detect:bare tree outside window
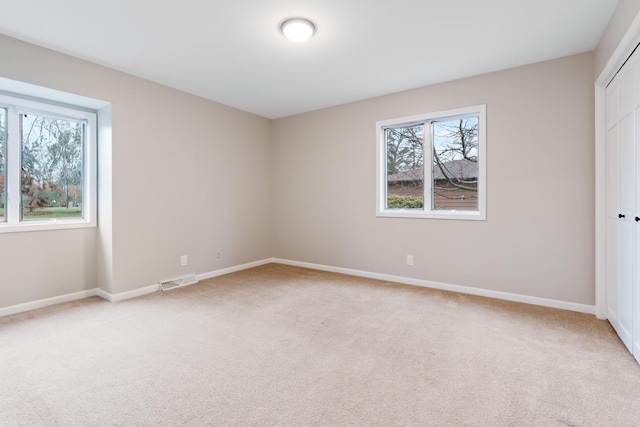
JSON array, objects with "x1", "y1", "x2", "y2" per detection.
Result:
[
  {"x1": 377, "y1": 105, "x2": 485, "y2": 220},
  {"x1": 432, "y1": 116, "x2": 479, "y2": 211},
  {"x1": 0, "y1": 92, "x2": 96, "y2": 232},
  {"x1": 385, "y1": 124, "x2": 424, "y2": 209},
  {"x1": 382, "y1": 113, "x2": 481, "y2": 212},
  {"x1": 20, "y1": 114, "x2": 83, "y2": 220}
]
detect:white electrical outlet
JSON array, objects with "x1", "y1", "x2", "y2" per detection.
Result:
[
  {"x1": 180, "y1": 255, "x2": 188, "y2": 266},
  {"x1": 216, "y1": 249, "x2": 221, "y2": 258},
  {"x1": 406, "y1": 255, "x2": 414, "y2": 266}
]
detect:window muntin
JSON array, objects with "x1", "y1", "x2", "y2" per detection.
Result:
[
  {"x1": 0, "y1": 94, "x2": 96, "y2": 233},
  {"x1": 0, "y1": 108, "x2": 6, "y2": 222},
  {"x1": 377, "y1": 105, "x2": 486, "y2": 220}
]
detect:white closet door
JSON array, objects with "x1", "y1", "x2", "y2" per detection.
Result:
[
  {"x1": 634, "y1": 50, "x2": 640, "y2": 361},
  {"x1": 606, "y1": 49, "x2": 637, "y2": 354},
  {"x1": 619, "y1": 99, "x2": 634, "y2": 352},
  {"x1": 606, "y1": 81, "x2": 620, "y2": 332}
]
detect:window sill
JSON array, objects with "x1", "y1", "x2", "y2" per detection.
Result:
[
  {"x1": 376, "y1": 210, "x2": 486, "y2": 221},
  {"x1": 0, "y1": 219, "x2": 96, "y2": 234}
]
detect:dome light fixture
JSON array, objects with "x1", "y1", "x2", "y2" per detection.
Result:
[{"x1": 280, "y1": 18, "x2": 316, "y2": 43}]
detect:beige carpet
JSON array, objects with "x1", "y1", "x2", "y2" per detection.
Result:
[{"x1": 1, "y1": 264, "x2": 640, "y2": 426}]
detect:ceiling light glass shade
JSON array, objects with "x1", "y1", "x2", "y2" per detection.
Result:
[{"x1": 280, "y1": 18, "x2": 316, "y2": 43}]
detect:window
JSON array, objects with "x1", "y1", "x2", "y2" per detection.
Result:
[
  {"x1": 0, "y1": 93, "x2": 97, "y2": 233},
  {"x1": 376, "y1": 105, "x2": 486, "y2": 220}
]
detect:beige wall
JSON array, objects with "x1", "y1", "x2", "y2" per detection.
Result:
[
  {"x1": 0, "y1": 34, "x2": 272, "y2": 307},
  {"x1": 0, "y1": 35, "x2": 602, "y2": 310},
  {"x1": 595, "y1": 0, "x2": 640, "y2": 77},
  {"x1": 272, "y1": 52, "x2": 595, "y2": 305}
]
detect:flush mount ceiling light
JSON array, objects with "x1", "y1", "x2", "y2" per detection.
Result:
[{"x1": 280, "y1": 18, "x2": 316, "y2": 43}]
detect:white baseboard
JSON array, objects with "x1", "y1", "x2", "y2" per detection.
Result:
[
  {"x1": 1, "y1": 257, "x2": 595, "y2": 317},
  {"x1": 96, "y1": 284, "x2": 160, "y2": 302},
  {"x1": 0, "y1": 289, "x2": 99, "y2": 317},
  {"x1": 272, "y1": 258, "x2": 596, "y2": 315},
  {"x1": 0, "y1": 259, "x2": 274, "y2": 316},
  {"x1": 197, "y1": 258, "x2": 273, "y2": 281},
  {"x1": 97, "y1": 259, "x2": 273, "y2": 302}
]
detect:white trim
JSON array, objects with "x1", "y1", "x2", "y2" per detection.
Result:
[
  {"x1": 376, "y1": 104, "x2": 486, "y2": 221},
  {"x1": 595, "y1": 11, "x2": 640, "y2": 320},
  {"x1": 0, "y1": 288, "x2": 98, "y2": 317},
  {"x1": 595, "y1": 85, "x2": 608, "y2": 320},
  {"x1": 96, "y1": 284, "x2": 160, "y2": 303},
  {"x1": 596, "y1": 13, "x2": 640, "y2": 88},
  {"x1": 0, "y1": 259, "x2": 275, "y2": 316},
  {"x1": 273, "y1": 258, "x2": 595, "y2": 315},
  {"x1": 197, "y1": 258, "x2": 273, "y2": 281},
  {"x1": 0, "y1": 92, "x2": 98, "y2": 233},
  {"x1": 1, "y1": 258, "x2": 594, "y2": 317},
  {"x1": 97, "y1": 259, "x2": 274, "y2": 302},
  {"x1": 97, "y1": 259, "x2": 275, "y2": 301},
  {"x1": 5, "y1": 108, "x2": 21, "y2": 222}
]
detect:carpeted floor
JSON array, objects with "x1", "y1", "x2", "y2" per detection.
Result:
[{"x1": 1, "y1": 263, "x2": 640, "y2": 426}]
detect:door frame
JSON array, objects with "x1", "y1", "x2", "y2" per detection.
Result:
[{"x1": 596, "y1": 13, "x2": 640, "y2": 319}]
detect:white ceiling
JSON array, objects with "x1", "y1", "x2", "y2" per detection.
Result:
[{"x1": 0, "y1": 0, "x2": 619, "y2": 119}]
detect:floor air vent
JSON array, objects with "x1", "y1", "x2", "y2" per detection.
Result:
[{"x1": 160, "y1": 274, "x2": 198, "y2": 291}]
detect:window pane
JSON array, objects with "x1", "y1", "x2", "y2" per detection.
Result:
[
  {"x1": 385, "y1": 124, "x2": 424, "y2": 209},
  {"x1": 432, "y1": 116, "x2": 479, "y2": 211},
  {"x1": 0, "y1": 108, "x2": 6, "y2": 222},
  {"x1": 20, "y1": 114, "x2": 83, "y2": 221}
]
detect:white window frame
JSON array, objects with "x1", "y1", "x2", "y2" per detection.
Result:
[
  {"x1": 0, "y1": 93, "x2": 97, "y2": 233},
  {"x1": 376, "y1": 104, "x2": 486, "y2": 220}
]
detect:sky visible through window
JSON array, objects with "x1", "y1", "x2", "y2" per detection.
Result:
[
  {"x1": 20, "y1": 113, "x2": 83, "y2": 220},
  {"x1": 385, "y1": 115, "x2": 479, "y2": 211}
]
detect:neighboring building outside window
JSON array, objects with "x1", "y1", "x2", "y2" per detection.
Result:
[
  {"x1": 0, "y1": 93, "x2": 97, "y2": 233},
  {"x1": 376, "y1": 105, "x2": 486, "y2": 220}
]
